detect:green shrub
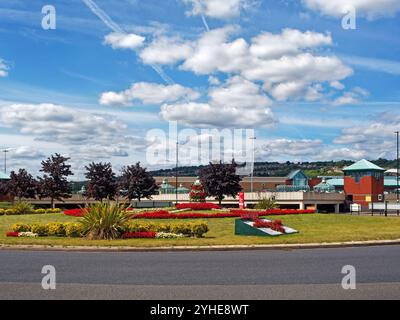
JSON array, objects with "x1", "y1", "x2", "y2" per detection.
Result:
[
  {"x1": 126, "y1": 221, "x2": 209, "y2": 237},
  {"x1": 12, "y1": 202, "x2": 34, "y2": 215},
  {"x1": 47, "y1": 208, "x2": 62, "y2": 214},
  {"x1": 5, "y1": 209, "x2": 17, "y2": 215},
  {"x1": 171, "y1": 223, "x2": 192, "y2": 236},
  {"x1": 127, "y1": 222, "x2": 154, "y2": 233},
  {"x1": 30, "y1": 224, "x2": 49, "y2": 236},
  {"x1": 34, "y1": 209, "x2": 46, "y2": 214},
  {"x1": 47, "y1": 223, "x2": 66, "y2": 237},
  {"x1": 157, "y1": 223, "x2": 172, "y2": 233},
  {"x1": 0, "y1": 209, "x2": 5, "y2": 216},
  {"x1": 255, "y1": 197, "x2": 278, "y2": 210},
  {"x1": 190, "y1": 222, "x2": 209, "y2": 238},
  {"x1": 65, "y1": 223, "x2": 83, "y2": 238},
  {"x1": 81, "y1": 203, "x2": 131, "y2": 240},
  {"x1": 12, "y1": 223, "x2": 31, "y2": 232}
]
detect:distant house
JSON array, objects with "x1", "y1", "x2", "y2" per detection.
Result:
[
  {"x1": 276, "y1": 170, "x2": 310, "y2": 192},
  {"x1": 286, "y1": 170, "x2": 309, "y2": 187}
]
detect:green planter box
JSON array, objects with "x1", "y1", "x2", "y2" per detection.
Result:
[{"x1": 235, "y1": 219, "x2": 272, "y2": 237}]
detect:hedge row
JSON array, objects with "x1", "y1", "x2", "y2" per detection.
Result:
[
  {"x1": 12, "y1": 222, "x2": 83, "y2": 237},
  {"x1": 126, "y1": 221, "x2": 209, "y2": 238},
  {"x1": 0, "y1": 208, "x2": 62, "y2": 216},
  {"x1": 11, "y1": 221, "x2": 209, "y2": 238}
]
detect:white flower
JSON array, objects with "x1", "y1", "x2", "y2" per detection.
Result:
[
  {"x1": 18, "y1": 232, "x2": 39, "y2": 238},
  {"x1": 155, "y1": 232, "x2": 185, "y2": 239}
]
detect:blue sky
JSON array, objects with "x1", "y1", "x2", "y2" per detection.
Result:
[{"x1": 0, "y1": 0, "x2": 399, "y2": 178}]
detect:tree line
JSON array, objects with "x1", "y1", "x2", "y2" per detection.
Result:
[{"x1": 0, "y1": 154, "x2": 243, "y2": 206}]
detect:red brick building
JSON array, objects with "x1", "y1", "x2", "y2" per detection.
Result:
[{"x1": 343, "y1": 159, "x2": 385, "y2": 208}]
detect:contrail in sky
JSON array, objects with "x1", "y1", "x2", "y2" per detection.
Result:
[
  {"x1": 82, "y1": 0, "x2": 123, "y2": 33},
  {"x1": 201, "y1": 15, "x2": 210, "y2": 32},
  {"x1": 81, "y1": 0, "x2": 175, "y2": 87}
]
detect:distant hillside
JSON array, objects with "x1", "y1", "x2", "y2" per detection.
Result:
[{"x1": 150, "y1": 159, "x2": 397, "y2": 178}]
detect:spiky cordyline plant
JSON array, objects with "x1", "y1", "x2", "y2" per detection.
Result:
[{"x1": 80, "y1": 202, "x2": 131, "y2": 240}]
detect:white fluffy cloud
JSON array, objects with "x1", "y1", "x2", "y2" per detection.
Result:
[
  {"x1": 104, "y1": 32, "x2": 145, "y2": 50},
  {"x1": 140, "y1": 36, "x2": 193, "y2": 65},
  {"x1": 181, "y1": 25, "x2": 248, "y2": 74},
  {"x1": 318, "y1": 147, "x2": 367, "y2": 160},
  {"x1": 257, "y1": 138, "x2": 369, "y2": 161},
  {"x1": 332, "y1": 87, "x2": 369, "y2": 106},
  {"x1": 160, "y1": 76, "x2": 275, "y2": 128},
  {"x1": 302, "y1": 0, "x2": 400, "y2": 20},
  {"x1": 160, "y1": 101, "x2": 276, "y2": 128},
  {"x1": 183, "y1": 0, "x2": 251, "y2": 19},
  {"x1": 250, "y1": 28, "x2": 332, "y2": 59},
  {"x1": 244, "y1": 53, "x2": 352, "y2": 92},
  {"x1": 209, "y1": 76, "x2": 272, "y2": 109},
  {"x1": 258, "y1": 139, "x2": 323, "y2": 158},
  {"x1": 0, "y1": 103, "x2": 126, "y2": 145},
  {"x1": 0, "y1": 59, "x2": 9, "y2": 77},
  {"x1": 71, "y1": 145, "x2": 130, "y2": 159},
  {"x1": 100, "y1": 82, "x2": 201, "y2": 106},
  {"x1": 12, "y1": 146, "x2": 46, "y2": 160},
  {"x1": 141, "y1": 27, "x2": 352, "y2": 103},
  {"x1": 333, "y1": 112, "x2": 400, "y2": 159}
]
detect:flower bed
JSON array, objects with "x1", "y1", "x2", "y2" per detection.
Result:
[
  {"x1": 175, "y1": 203, "x2": 221, "y2": 210},
  {"x1": 253, "y1": 219, "x2": 286, "y2": 234},
  {"x1": 64, "y1": 209, "x2": 86, "y2": 217},
  {"x1": 133, "y1": 209, "x2": 315, "y2": 220},
  {"x1": 122, "y1": 232, "x2": 156, "y2": 239},
  {"x1": 127, "y1": 221, "x2": 208, "y2": 238},
  {"x1": 7, "y1": 231, "x2": 39, "y2": 238},
  {"x1": 132, "y1": 212, "x2": 239, "y2": 219},
  {"x1": 121, "y1": 232, "x2": 186, "y2": 239},
  {"x1": 0, "y1": 208, "x2": 62, "y2": 216},
  {"x1": 7, "y1": 221, "x2": 209, "y2": 239},
  {"x1": 65, "y1": 209, "x2": 170, "y2": 218},
  {"x1": 64, "y1": 207, "x2": 315, "y2": 219},
  {"x1": 6, "y1": 232, "x2": 20, "y2": 237},
  {"x1": 231, "y1": 209, "x2": 315, "y2": 216}
]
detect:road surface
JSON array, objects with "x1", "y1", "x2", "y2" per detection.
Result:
[{"x1": 0, "y1": 245, "x2": 399, "y2": 300}]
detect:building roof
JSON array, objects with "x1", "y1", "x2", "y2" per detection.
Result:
[
  {"x1": 385, "y1": 169, "x2": 399, "y2": 175},
  {"x1": 326, "y1": 177, "x2": 398, "y2": 188},
  {"x1": 384, "y1": 177, "x2": 400, "y2": 187},
  {"x1": 159, "y1": 179, "x2": 175, "y2": 190},
  {"x1": 326, "y1": 178, "x2": 345, "y2": 187},
  {"x1": 0, "y1": 171, "x2": 9, "y2": 180},
  {"x1": 314, "y1": 180, "x2": 336, "y2": 192},
  {"x1": 286, "y1": 169, "x2": 305, "y2": 180},
  {"x1": 343, "y1": 159, "x2": 385, "y2": 172}
]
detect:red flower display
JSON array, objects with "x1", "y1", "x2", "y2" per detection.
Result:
[
  {"x1": 6, "y1": 232, "x2": 20, "y2": 237},
  {"x1": 176, "y1": 203, "x2": 221, "y2": 210},
  {"x1": 65, "y1": 207, "x2": 315, "y2": 219},
  {"x1": 252, "y1": 219, "x2": 286, "y2": 233},
  {"x1": 231, "y1": 209, "x2": 315, "y2": 216},
  {"x1": 64, "y1": 209, "x2": 86, "y2": 217},
  {"x1": 121, "y1": 232, "x2": 156, "y2": 239}
]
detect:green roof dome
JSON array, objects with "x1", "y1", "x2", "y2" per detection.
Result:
[{"x1": 343, "y1": 159, "x2": 385, "y2": 172}]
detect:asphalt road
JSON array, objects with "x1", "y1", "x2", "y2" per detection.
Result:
[{"x1": 1, "y1": 245, "x2": 400, "y2": 300}]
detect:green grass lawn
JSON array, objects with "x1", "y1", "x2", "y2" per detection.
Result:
[{"x1": 1, "y1": 213, "x2": 400, "y2": 247}]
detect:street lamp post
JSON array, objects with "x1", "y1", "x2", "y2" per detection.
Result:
[
  {"x1": 175, "y1": 141, "x2": 179, "y2": 205},
  {"x1": 1, "y1": 149, "x2": 11, "y2": 173},
  {"x1": 249, "y1": 136, "x2": 256, "y2": 193},
  {"x1": 396, "y1": 131, "x2": 400, "y2": 216}
]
